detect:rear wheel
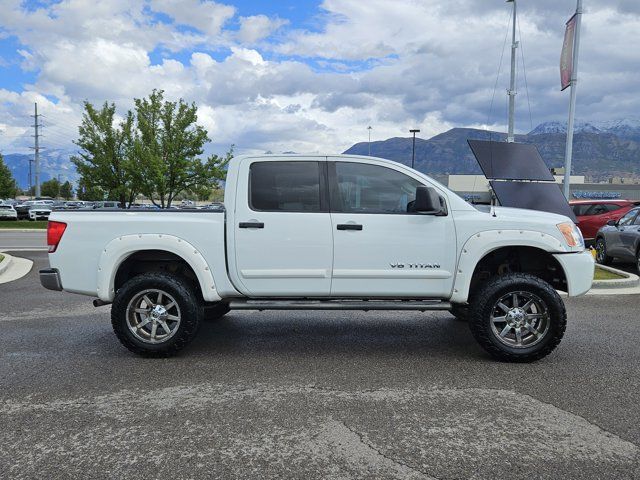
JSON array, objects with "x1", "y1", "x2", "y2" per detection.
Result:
[
  {"x1": 595, "y1": 237, "x2": 613, "y2": 265},
  {"x1": 111, "y1": 272, "x2": 203, "y2": 357},
  {"x1": 468, "y1": 273, "x2": 566, "y2": 362}
]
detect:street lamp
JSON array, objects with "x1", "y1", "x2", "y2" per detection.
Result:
[
  {"x1": 409, "y1": 129, "x2": 420, "y2": 169},
  {"x1": 367, "y1": 126, "x2": 372, "y2": 156}
]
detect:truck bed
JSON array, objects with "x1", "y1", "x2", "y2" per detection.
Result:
[{"x1": 48, "y1": 210, "x2": 228, "y2": 300}]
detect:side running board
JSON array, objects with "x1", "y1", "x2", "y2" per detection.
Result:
[{"x1": 228, "y1": 299, "x2": 451, "y2": 312}]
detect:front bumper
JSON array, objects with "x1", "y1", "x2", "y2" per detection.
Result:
[
  {"x1": 553, "y1": 250, "x2": 595, "y2": 297},
  {"x1": 39, "y1": 268, "x2": 63, "y2": 291}
]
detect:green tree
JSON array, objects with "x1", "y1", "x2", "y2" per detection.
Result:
[
  {"x1": 0, "y1": 153, "x2": 18, "y2": 198},
  {"x1": 133, "y1": 90, "x2": 230, "y2": 208},
  {"x1": 76, "y1": 177, "x2": 105, "y2": 201},
  {"x1": 60, "y1": 180, "x2": 74, "y2": 200},
  {"x1": 71, "y1": 101, "x2": 138, "y2": 208},
  {"x1": 41, "y1": 178, "x2": 61, "y2": 198}
]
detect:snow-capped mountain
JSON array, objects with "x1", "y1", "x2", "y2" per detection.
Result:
[
  {"x1": 3, "y1": 149, "x2": 77, "y2": 190},
  {"x1": 529, "y1": 118, "x2": 640, "y2": 140}
]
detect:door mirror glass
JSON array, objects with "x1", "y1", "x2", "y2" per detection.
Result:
[{"x1": 412, "y1": 186, "x2": 443, "y2": 214}]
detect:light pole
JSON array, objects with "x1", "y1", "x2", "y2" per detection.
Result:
[
  {"x1": 410, "y1": 129, "x2": 420, "y2": 169},
  {"x1": 367, "y1": 126, "x2": 372, "y2": 156}
]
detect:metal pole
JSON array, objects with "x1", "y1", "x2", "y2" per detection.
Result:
[
  {"x1": 412, "y1": 133, "x2": 416, "y2": 169},
  {"x1": 409, "y1": 129, "x2": 420, "y2": 169},
  {"x1": 507, "y1": 0, "x2": 518, "y2": 142},
  {"x1": 34, "y1": 103, "x2": 41, "y2": 197},
  {"x1": 563, "y1": 0, "x2": 582, "y2": 199},
  {"x1": 367, "y1": 126, "x2": 372, "y2": 155}
]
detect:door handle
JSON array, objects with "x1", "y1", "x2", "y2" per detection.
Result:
[
  {"x1": 239, "y1": 222, "x2": 264, "y2": 229},
  {"x1": 337, "y1": 223, "x2": 363, "y2": 231}
]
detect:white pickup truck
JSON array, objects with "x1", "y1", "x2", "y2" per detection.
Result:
[{"x1": 40, "y1": 154, "x2": 594, "y2": 361}]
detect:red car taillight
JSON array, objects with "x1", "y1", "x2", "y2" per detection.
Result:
[{"x1": 47, "y1": 221, "x2": 67, "y2": 253}]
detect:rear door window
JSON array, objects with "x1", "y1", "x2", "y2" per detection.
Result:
[
  {"x1": 604, "y1": 204, "x2": 623, "y2": 212},
  {"x1": 585, "y1": 203, "x2": 609, "y2": 215},
  {"x1": 249, "y1": 161, "x2": 323, "y2": 212}
]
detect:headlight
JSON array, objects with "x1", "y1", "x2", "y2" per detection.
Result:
[{"x1": 557, "y1": 222, "x2": 584, "y2": 248}]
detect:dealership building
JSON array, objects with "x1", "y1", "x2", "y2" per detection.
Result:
[{"x1": 443, "y1": 175, "x2": 640, "y2": 204}]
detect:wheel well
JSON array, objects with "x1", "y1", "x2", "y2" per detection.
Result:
[
  {"x1": 469, "y1": 246, "x2": 567, "y2": 299},
  {"x1": 114, "y1": 250, "x2": 202, "y2": 299}
]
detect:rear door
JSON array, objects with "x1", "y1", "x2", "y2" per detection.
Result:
[
  {"x1": 231, "y1": 158, "x2": 333, "y2": 296},
  {"x1": 328, "y1": 159, "x2": 456, "y2": 298}
]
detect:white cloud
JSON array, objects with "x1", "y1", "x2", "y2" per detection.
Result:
[
  {"x1": 0, "y1": 0, "x2": 638, "y2": 158},
  {"x1": 237, "y1": 15, "x2": 288, "y2": 44},
  {"x1": 150, "y1": 0, "x2": 236, "y2": 37}
]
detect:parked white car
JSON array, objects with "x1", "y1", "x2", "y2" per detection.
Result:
[
  {"x1": 0, "y1": 204, "x2": 18, "y2": 220},
  {"x1": 40, "y1": 154, "x2": 594, "y2": 362},
  {"x1": 29, "y1": 205, "x2": 52, "y2": 220}
]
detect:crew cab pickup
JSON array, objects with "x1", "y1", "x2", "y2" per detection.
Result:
[{"x1": 40, "y1": 154, "x2": 594, "y2": 361}]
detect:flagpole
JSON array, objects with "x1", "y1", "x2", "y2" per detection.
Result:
[
  {"x1": 562, "y1": 0, "x2": 583, "y2": 199},
  {"x1": 507, "y1": 0, "x2": 517, "y2": 143}
]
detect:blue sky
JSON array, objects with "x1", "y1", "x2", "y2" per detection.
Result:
[{"x1": 1, "y1": 0, "x2": 639, "y2": 156}]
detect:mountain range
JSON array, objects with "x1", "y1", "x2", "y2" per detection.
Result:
[
  {"x1": 3, "y1": 149, "x2": 77, "y2": 190},
  {"x1": 3, "y1": 118, "x2": 640, "y2": 189},
  {"x1": 344, "y1": 118, "x2": 640, "y2": 181}
]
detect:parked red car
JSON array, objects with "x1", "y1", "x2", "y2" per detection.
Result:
[{"x1": 570, "y1": 199, "x2": 640, "y2": 243}]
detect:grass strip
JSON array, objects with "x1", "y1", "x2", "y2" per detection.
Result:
[{"x1": 0, "y1": 220, "x2": 48, "y2": 230}]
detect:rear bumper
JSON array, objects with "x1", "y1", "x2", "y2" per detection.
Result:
[
  {"x1": 553, "y1": 250, "x2": 595, "y2": 297},
  {"x1": 39, "y1": 268, "x2": 63, "y2": 291}
]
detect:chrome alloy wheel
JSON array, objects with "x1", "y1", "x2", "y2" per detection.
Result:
[
  {"x1": 595, "y1": 240, "x2": 606, "y2": 263},
  {"x1": 126, "y1": 289, "x2": 181, "y2": 344},
  {"x1": 489, "y1": 291, "x2": 550, "y2": 348}
]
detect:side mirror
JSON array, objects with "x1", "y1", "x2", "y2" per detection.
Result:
[
  {"x1": 412, "y1": 186, "x2": 444, "y2": 215},
  {"x1": 606, "y1": 219, "x2": 616, "y2": 226}
]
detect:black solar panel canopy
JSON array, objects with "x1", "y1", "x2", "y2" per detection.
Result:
[
  {"x1": 490, "y1": 181, "x2": 577, "y2": 222},
  {"x1": 468, "y1": 140, "x2": 554, "y2": 181}
]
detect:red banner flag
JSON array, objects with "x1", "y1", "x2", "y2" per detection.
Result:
[{"x1": 560, "y1": 14, "x2": 577, "y2": 91}]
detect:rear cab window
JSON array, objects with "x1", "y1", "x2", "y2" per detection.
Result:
[{"x1": 249, "y1": 161, "x2": 324, "y2": 212}]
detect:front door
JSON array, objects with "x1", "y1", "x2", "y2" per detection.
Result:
[
  {"x1": 328, "y1": 160, "x2": 456, "y2": 298},
  {"x1": 232, "y1": 158, "x2": 333, "y2": 296},
  {"x1": 608, "y1": 209, "x2": 638, "y2": 258}
]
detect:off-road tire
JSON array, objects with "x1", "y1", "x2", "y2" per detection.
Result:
[
  {"x1": 468, "y1": 273, "x2": 566, "y2": 362},
  {"x1": 449, "y1": 304, "x2": 470, "y2": 322},
  {"x1": 595, "y1": 237, "x2": 613, "y2": 265},
  {"x1": 111, "y1": 272, "x2": 203, "y2": 357}
]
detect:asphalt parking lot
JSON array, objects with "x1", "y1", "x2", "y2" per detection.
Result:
[{"x1": 1, "y1": 250, "x2": 639, "y2": 479}]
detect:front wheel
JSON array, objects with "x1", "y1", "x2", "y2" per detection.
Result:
[
  {"x1": 595, "y1": 238, "x2": 613, "y2": 265},
  {"x1": 468, "y1": 273, "x2": 566, "y2": 362},
  {"x1": 111, "y1": 272, "x2": 203, "y2": 357}
]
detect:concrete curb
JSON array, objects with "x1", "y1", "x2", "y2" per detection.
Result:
[
  {"x1": 0, "y1": 253, "x2": 34, "y2": 285},
  {"x1": 591, "y1": 264, "x2": 639, "y2": 289},
  {"x1": 0, "y1": 253, "x2": 12, "y2": 275}
]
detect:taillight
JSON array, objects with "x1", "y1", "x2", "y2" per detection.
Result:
[{"x1": 47, "y1": 221, "x2": 67, "y2": 253}]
